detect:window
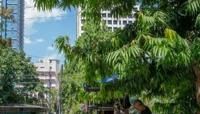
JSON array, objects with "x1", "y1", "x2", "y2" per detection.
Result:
[
  {"x1": 133, "y1": 7, "x2": 139, "y2": 11},
  {"x1": 101, "y1": 13, "x2": 106, "y2": 17},
  {"x1": 81, "y1": 19, "x2": 85, "y2": 24},
  {"x1": 81, "y1": 26, "x2": 84, "y2": 30},
  {"x1": 119, "y1": 21, "x2": 121, "y2": 25},
  {"x1": 39, "y1": 72, "x2": 45, "y2": 76},
  {"x1": 81, "y1": 13, "x2": 85, "y2": 17},
  {"x1": 108, "y1": 13, "x2": 112, "y2": 17},
  {"x1": 128, "y1": 21, "x2": 132, "y2": 24},
  {"x1": 108, "y1": 20, "x2": 112, "y2": 24},
  {"x1": 123, "y1": 21, "x2": 127, "y2": 25},
  {"x1": 44, "y1": 73, "x2": 49, "y2": 76},
  {"x1": 40, "y1": 66, "x2": 45, "y2": 69},
  {"x1": 128, "y1": 15, "x2": 133, "y2": 18},
  {"x1": 113, "y1": 27, "x2": 118, "y2": 31},
  {"x1": 113, "y1": 20, "x2": 118, "y2": 25}
]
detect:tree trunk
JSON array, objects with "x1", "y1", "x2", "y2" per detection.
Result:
[
  {"x1": 193, "y1": 65, "x2": 200, "y2": 114},
  {"x1": 123, "y1": 109, "x2": 129, "y2": 114},
  {"x1": 193, "y1": 65, "x2": 200, "y2": 104}
]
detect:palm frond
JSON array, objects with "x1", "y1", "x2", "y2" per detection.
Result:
[
  {"x1": 55, "y1": 36, "x2": 69, "y2": 53},
  {"x1": 164, "y1": 28, "x2": 180, "y2": 40},
  {"x1": 106, "y1": 42, "x2": 142, "y2": 66},
  {"x1": 153, "y1": 11, "x2": 169, "y2": 26},
  {"x1": 142, "y1": 28, "x2": 191, "y2": 66},
  {"x1": 143, "y1": 36, "x2": 168, "y2": 59},
  {"x1": 136, "y1": 11, "x2": 169, "y2": 35},
  {"x1": 191, "y1": 38, "x2": 200, "y2": 63},
  {"x1": 195, "y1": 13, "x2": 200, "y2": 28},
  {"x1": 34, "y1": 0, "x2": 59, "y2": 10},
  {"x1": 138, "y1": 12, "x2": 155, "y2": 27},
  {"x1": 34, "y1": 0, "x2": 137, "y2": 17},
  {"x1": 185, "y1": 0, "x2": 200, "y2": 15}
]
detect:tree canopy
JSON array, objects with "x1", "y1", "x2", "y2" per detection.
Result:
[
  {"x1": 0, "y1": 46, "x2": 44, "y2": 104},
  {"x1": 34, "y1": 0, "x2": 200, "y2": 113},
  {"x1": 0, "y1": 5, "x2": 44, "y2": 105},
  {"x1": 57, "y1": 21, "x2": 199, "y2": 114}
]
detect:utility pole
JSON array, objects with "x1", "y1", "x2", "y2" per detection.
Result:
[
  {"x1": 58, "y1": 64, "x2": 63, "y2": 114},
  {"x1": 49, "y1": 59, "x2": 52, "y2": 114}
]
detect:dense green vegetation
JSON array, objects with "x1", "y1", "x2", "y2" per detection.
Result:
[
  {"x1": 35, "y1": 0, "x2": 200, "y2": 113},
  {"x1": 0, "y1": 6, "x2": 44, "y2": 105},
  {"x1": 0, "y1": 45, "x2": 44, "y2": 104}
]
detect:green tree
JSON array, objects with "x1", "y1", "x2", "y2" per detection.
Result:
[
  {"x1": 57, "y1": 21, "x2": 198, "y2": 113},
  {"x1": 35, "y1": 0, "x2": 200, "y2": 113},
  {"x1": 0, "y1": 4, "x2": 44, "y2": 105},
  {"x1": 0, "y1": 46, "x2": 44, "y2": 104},
  {"x1": 0, "y1": 7, "x2": 13, "y2": 47},
  {"x1": 60, "y1": 65, "x2": 86, "y2": 114}
]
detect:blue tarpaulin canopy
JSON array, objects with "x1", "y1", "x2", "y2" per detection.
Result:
[
  {"x1": 83, "y1": 74, "x2": 119, "y2": 92},
  {"x1": 101, "y1": 74, "x2": 119, "y2": 83}
]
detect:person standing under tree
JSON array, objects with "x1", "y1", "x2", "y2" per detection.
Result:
[{"x1": 131, "y1": 99, "x2": 152, "y2": 114}]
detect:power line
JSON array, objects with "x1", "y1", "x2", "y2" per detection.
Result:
[
  {"x1": 26, "y1": 54, "x2": 46, "y2": 59},
  {"x1": 26, "y1": 54, "x2": 63, "y2": 60},
  {"x1": 24, "y1": 15, "x2": 67, "y2": 20},
  {"x1": 24, "y1": 6, "x2": 35, "y2": 9}
]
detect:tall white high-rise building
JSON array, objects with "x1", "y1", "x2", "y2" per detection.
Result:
[
  {"x1": 34, "y1": 59, "x2": 60, "y2": 89},
  {"x1": 76, "y1": 6, "x2": 139, "y2": 38}
]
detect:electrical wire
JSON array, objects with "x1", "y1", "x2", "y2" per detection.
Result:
[{"x1": 24, "y1": 15, "x2": 68, "y2": 20}]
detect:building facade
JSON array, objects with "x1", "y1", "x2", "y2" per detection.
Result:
[
  {"x1": 76, "y1": 7, "x2": 139, "y2": 38},
  {"x1": 0, "y1": 0, "x2": 24, "y2": 50},
  {"x1": 34, "y1": 59, "x2": 60, "y2": 89}
]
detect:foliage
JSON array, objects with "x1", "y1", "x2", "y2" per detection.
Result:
[
  {"x1": 57, "y1": 23, "x2": 117, "y2": 113},
  {"x1": 48, "y1": 88, "x2": 59, "y2": 113},
  {"x1": 0, "y1": 38, "x2": 11, "y2": 47},
  {"x1": 34, "y1": 0, "x2": 136, "y2": 19},
  {"x1": 0, "y1": 46, "x2": 44, "y2": 104},
  {"x1": 0, "y1": 3, "x2": 44, "y2": 105},
  {"x1": 35, "y1": 0, "x2": 200, "y2": 113},
  {"x1": 0, "y1": 7, "x2": 14, "y2": 38},
  {"x1": 60, "y1": 65, "x2": 86, "y2": 114},
  {"x1": 57, "y1": 21, "x2": 199, "y2": 114}
]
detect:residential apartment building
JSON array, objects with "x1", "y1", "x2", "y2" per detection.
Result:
[
  {"x1": 0, "y1": 0, "x2": 24, "y2": 50},
  {"x1": 76, "y1": 6, "x2": 139, "y2": 38},
  {"x1": 34, "y1": 59, "x2": 60, "y2": 89}
]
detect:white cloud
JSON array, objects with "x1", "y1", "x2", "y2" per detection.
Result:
[
  {"x1": 24, "y1": 37, "x2": 45, "y2": 45},
  {"x1": 36, "y1": 38, "x2": 44, "y2": 43},
  {"x1": 47, "y1": 46, "x2": 54, "y2": 51},
  {"x1": 24, "y1": 0, "x2": 66, "y2": 35},
  {"x1": 44, "y1": 53, "x2": 62, "y2": 60},
  {"x1": 24, "y1": 37, "x2": 32, "y2": 44}
]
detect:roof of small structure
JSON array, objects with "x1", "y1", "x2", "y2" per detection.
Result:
[
  {"x1": 102, "y1": 74, "x2": 118, "y2": 83},
  {"x1": 0, "y1": 104, "x2": 48, "y2": 112}
]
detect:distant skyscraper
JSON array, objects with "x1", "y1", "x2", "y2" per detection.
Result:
[
  {"x1": 34, "y1": 59, "x2": 60, "y2": 89},
  {"x1": 76, "y1": 6, "x2": 139, "y2": 38},
  {"x1": 0, "y1": 0, "x2": 24, "y2": 50}
]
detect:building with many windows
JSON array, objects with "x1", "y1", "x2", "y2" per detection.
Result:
[
  {"x1": 0, "y1": 0, "x2": 24, "y2": 50},
  {"x1": 76, "y1": 6, "x2": 139, "y2": 38},
  {"x1": 34, "y1": 59, "x2": 61, "y2": 114},
  {"x1": 34, "y1": 59, "x2": 60, "y2": 89}
]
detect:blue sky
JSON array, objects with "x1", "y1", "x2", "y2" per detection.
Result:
[{"x1": 24, "y1": 0, "x2": 76, "y2": 62}]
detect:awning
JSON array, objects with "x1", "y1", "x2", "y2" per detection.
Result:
[{"x1": 0, "y1": 104, "x2": 48, "y2": 112}]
